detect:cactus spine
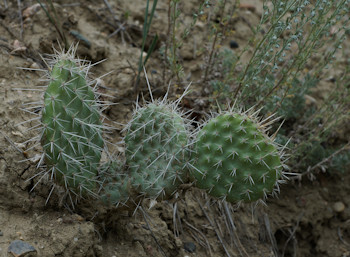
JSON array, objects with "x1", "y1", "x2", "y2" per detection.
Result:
[{"x1": 191, "y1": 108, "x2": 286, "y2": 204}]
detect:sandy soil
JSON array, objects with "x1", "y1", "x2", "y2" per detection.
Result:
[{"x1": 0, "y1": 0, "x2": 349, "y2": 256}]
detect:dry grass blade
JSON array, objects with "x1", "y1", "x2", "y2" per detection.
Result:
[
  {"x1": 197, "y1": 196, "x2": 232, "y2": 257},
  {"x1": 139, "y1": 206, "x2": 167, "y2": 257}
]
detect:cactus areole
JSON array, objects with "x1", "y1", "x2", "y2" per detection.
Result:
[
  {"x1": 41, "y1": 58, "x2": 104, "y2": 196},
  {"x1": 192, "y1": 112, "x2": 283, "y2": 203}
]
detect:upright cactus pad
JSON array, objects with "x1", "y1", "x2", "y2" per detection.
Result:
[
  {"x1": 41, "y1": 50, "x2": 104, "y2": 197},
  {"x1": 125, "y1": 101, "x2": 190, "y2": 200},
  {"x1": 191, "y1": 110, "x2": 285, "y2": 204}
]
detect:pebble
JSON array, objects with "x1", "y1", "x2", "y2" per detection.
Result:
[
  {"x1": 195, "y1": 21, "x2": 205, "y2": 29},
  {"x1": 8, "y1": 240, "x2": 37, "y2": 257},
  {"x1": 29, "y1": 62, "x2": 40, "y2": 70},
  {"x1": 333, "y1": 201, "x2": 345, "y2": 213},
  {"x1": 11, "y1": 131, "x2": 24, "y2": 137},
  {"x1": 22, "y1": 4, "x2": 41, "y2": 18},
  {"x1": 142, "y1": 51, "x2": 147, "y2": 59},
  {"x1": 239, "y1": 3, "x2": 256, "y2": 12},
  {"x1": 230, "y1": 40, "x2": 239, "y2": 49},
  {"x1": 184, "y1": 242, "x2": 196, "y2": 253}
]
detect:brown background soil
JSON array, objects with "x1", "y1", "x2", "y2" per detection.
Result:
[{"x1": 0, "y1": 0, "x2": 349, "y2": 256}]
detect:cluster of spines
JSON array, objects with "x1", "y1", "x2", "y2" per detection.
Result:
[{"x1": 190, "y1": 107, "x2": 288, "y2": 205}]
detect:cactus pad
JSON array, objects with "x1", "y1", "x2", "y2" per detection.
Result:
[
  {"x1": 41, "y1": 55, "x2": 104, "y2": 197},
  {"x1": 191, "y1": 111, "x2": 284, "y2": 203},
  {"x1": 125, "y1": 102, "x2": 190, "y2": 199}
]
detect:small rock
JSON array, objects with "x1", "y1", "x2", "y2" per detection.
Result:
[
  {"x1": 142, "y1": 51, "x2": 147, "y2": 59},
  {"x1": 328, "y1": 77, "x2": 336, "y2": 83},
  {"x1": 229, "y1": 40, "x2": 239, "y2": 49},
  {"x1": 29, "y1": 62, "x2": 40, "y2": 70},
  {"x1": 333, "y1": 202, "x2": 345, "y2": 213},
  {"x1": 175, "y1": 237, "x2": 182, "y2": 248},
  {"x1": 184, "y1": 242, "x2": 196, "y2": 253},
  {"x1": 22, "y1": 4, "x2": 41, "y2": 19},
  {"x1": 8, "y1": 240, "x2": 37, "y2": 257},
  {"x1": 72, "y1": 214, "x2": 85, "y2": 222},
  {"x1": 12, "y1": 131, "x2": 24, "y2": 137},
  {"x1": 239, "y1": 3, "x2": 256, "y2": 12},
  {"x1": 195, "y1": 21, "x2": 205, "y2": 29},
  {"x1": 11, "y1": 40, "x2": 27, "y2": 53},
  {"x1": 305, "y1": 94, "x2": 317, "y2": 105}
]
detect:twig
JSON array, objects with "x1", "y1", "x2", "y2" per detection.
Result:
[
  {"x1": 281, "y1": 211, "x2": 304, "y2": 257},
  {"x1": 309, "y1": 142, "x2": 350, "y2": 171},
  {"x1": 198, "y1": 196, "x2": 232, "y2": 257},
  {"x1": 102, "y1": 0, "x2": 115, "y2": 16},
  {"x1": 292, "y1": 142, "x2": 350, "y2": 180},
  {"x1": 162, "y1": 0, "x2": 172, "y2": 85},
  {"x1": 263, "y1": 213, "x2": 279, "y2": 257},
  {"x1": 221, "y1": 202, "x2": 250, "y2": 257},
  {"x1": 139, "y1": 206, "x2": 167, "y2": 257},
  {"x1": 338, "y1": 223, "x2": 350, "y2": 247},
  {"x1": 0, "y1": 131, "x2": 24, "y2": 155},
  {"x1": 102, "y1": 0, "x2": 133, "y2": 44},
  {"x1": 135, "y1": 0, "x2": 159, "y2": 89},
  {"x1": 36, "y1": 0, "x2": 68, "y2": 49},
  {"x1": 0, "y1": 20, "x2": 17, "y2": 38},
  {"x1": 184, "y1": 220, "x2": 212, "y2": 256}
]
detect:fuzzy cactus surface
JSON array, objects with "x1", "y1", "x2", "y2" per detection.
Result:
[
  {"x1": 191, "y1": 109, "x2": 285, "y2": 204},
  {"x1": 41, "y1": 50, "x2": 104, "y2": 197},
  {"x1": 124, "y1": 101, "x2": 191, "y2": 200}
]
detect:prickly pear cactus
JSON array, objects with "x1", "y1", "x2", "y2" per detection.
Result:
[
  {"x1": 191, "y1": 110, "x2": 285, "y2": 204},
  {"x1": 41, "y1": 50, "x2": 104, "y2": 197},
  {"x1": 125, "y1": 101, "x2": 190, "y2": 200}
]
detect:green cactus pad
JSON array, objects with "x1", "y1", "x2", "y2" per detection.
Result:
[
  {"x1": 125, "y1": 102, "x2": 190, "y2": 199},
  {"x1": 191, "y1": 111, "x2": 284, "y2": 203},
  {"x1": 41, "y1": 57, "x2": 104, "y2": 197}
]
